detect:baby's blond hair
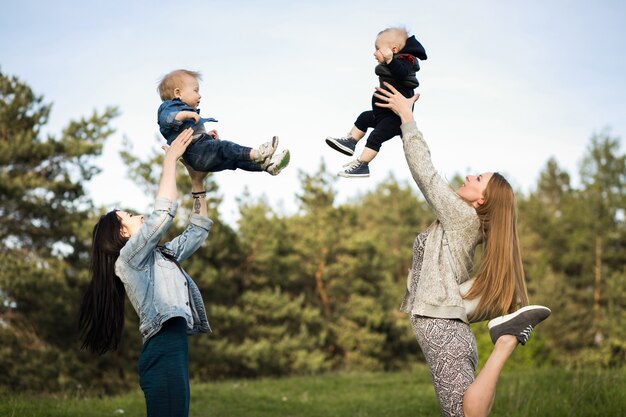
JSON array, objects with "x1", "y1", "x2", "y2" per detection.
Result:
[
  {"x1": 157, "y1": 69, "x2": 202, "y2": 101},
  {"x1": 377, "y1": 27, "x2": 409, "y2": 50}
]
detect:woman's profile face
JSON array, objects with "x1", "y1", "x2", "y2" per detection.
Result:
[
  {"x1": 116, "y1": 211, "x2": 144, "y2": 238},
  {"x1": 457, "y1": 172, "x2": 493, "y2": 207}
]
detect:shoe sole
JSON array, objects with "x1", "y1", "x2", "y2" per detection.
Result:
[
  {"x1": 267, "y1": 150, "x2": 290, "y2": 175},
  {"x1": 276, "y1": 150, "x2": 290, "y2": 169},
  {"x1": 325, "y1": 138, "x2": 354, "y2": 156},
  {"x1": 337, "y1": 172, "x2": 370, "y2": 178},
  {"x1": 487, "y1": 305, "x2": 552, "y2": 329}
]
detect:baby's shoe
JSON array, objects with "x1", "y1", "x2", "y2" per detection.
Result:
[
  {"x1": 254, "y1": 136, "x2": 279, "y2": 164},
  {"x1": 338, "y1": 159, "x2": 369, "y2": 178},
  {"x1": 325, "y1": 136, "x2": 357, "y2": 156},
  {"x1": 264, "y1": 149, "x2": 290, "y2": 176}
]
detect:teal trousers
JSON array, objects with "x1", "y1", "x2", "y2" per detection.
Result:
[{"x1": 137, "y1": 317, "x2": 190, "y2": 417}]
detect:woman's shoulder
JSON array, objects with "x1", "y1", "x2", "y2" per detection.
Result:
[
  {"x1": 116, "y1": 246, "x2": 156, "y2": 275},
  {"x1": 439, "y1": 207, "x2": 480, "y2": 240}
]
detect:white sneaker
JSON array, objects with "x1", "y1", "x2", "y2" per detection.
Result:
[
  {"x1": 254, "y1": 136, "x2": 279, "y2": 164},
  {"x1": 264, "y1": 149, "x2": 290, "y2": 176}
]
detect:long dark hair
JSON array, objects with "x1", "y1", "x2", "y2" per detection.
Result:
[{"x1": 79, "y1": 210, "x2": 129, "y2": 354}]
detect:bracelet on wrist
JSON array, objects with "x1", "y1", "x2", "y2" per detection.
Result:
[{"x1": 191, "y1": 191, "x2": 206, "y2": 196}]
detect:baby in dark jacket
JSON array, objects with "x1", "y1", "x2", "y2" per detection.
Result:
[{"x1": 325, "y1": 27, "x2": 427, "y2": 178}]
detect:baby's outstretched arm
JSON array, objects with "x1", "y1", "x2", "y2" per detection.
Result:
[{"x1": 175, "y1": 111, "x2": 200, "y2": 124}]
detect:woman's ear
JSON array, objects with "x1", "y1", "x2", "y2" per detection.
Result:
[{"x1": 120, "y1": 227, "x2": 130, "y2": 238}]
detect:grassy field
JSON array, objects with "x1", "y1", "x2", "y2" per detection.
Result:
[{"x1": 2, "y1": 367, "x2": 625, "y2": 417}]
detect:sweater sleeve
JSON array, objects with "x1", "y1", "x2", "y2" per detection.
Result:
[{"x1": 400, "y1": 121, "x2": 477, "y2": 230}]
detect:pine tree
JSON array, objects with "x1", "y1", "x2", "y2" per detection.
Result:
[
  {"x1": 519, "y1": 132, "x2": 626, "y2": 367},
  {"x1": 579, "y1": 130, "x2": 625, "y2": 362},
  {"x1": 0, "y1": 69, "x2": 119, "y2": 391}
]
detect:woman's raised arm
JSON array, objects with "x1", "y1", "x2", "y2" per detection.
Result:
[
  {"x1": 158, "y1": 127, "x2": 194, "y2": 201},
  {"x1": 375, "y1": 83, "x2": 475, "y2": 230}
]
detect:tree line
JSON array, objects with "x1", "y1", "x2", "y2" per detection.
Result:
[{"x1": 0, "y1": 70, "x2": 624, "y2": 394}]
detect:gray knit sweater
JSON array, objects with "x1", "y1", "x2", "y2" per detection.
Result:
[{"x1": 399, "y1": 121, "x2": 482, "y2": 323}]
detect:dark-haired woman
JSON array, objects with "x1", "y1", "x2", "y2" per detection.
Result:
[{"x1": 79, "y1": 128, "x2": 211, "y2": 417}]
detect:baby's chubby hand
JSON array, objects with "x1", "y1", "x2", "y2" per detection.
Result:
[
  {"x1": 380, "y1": 47, "x2": 393, "y2": 63},
  {"x1": 175, "y1": 110, "x2": 200, "y2": 124},
  {"x1": 374, "y1": 48, "x2": 393, "y2": 64},
  {"x1": 187, "y1": 111, "x2": 200, "y2": 123}
]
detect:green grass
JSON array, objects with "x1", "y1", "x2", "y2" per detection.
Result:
[{"x1": 2, "y1": 367, "x2": 625, "y2": 416}]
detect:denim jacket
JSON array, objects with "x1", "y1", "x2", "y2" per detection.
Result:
[
  {"x1": 115, "y1": 197, "x2": 212, "y2": 343},
  {"x1": 157, "y1": 98, "x2": 217, "y2": 144}
]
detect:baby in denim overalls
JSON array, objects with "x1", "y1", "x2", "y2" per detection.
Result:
[{"x1": 157, "y1": 69, "x2": 290, "y2": 175}]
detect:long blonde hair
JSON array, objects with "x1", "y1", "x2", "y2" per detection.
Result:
[{"x1": 464, "y1": 173, "x2": 529, "y2": 320}]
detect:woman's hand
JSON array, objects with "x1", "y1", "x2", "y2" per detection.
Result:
[
  {"x1": 162, "y1": 128, "x2": 194, "y2": 161},
  {"x1": 157, "y1": 128, "x2": 193, "y2": 202},
  {"x1": 208, "y1": 129, "x2": 220, "y2": 139},
  {"x1": 373, "y1": 82, "x2": 420, "y2": 123},
  {"x1": 181, "y1": 159, "x2": 210, "y2": 188},
  {"x1": 161, "y1": 128, "x2": 209, "y2": 190}
]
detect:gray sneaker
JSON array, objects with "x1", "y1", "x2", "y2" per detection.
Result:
[
  {"x1": 265, "y1": 149, "x2": 290, "y2": 176},
  {"x1": 325, "y1": 136, "x2": 357, "y2": 156},
  {"x1": 254, "y1": 136, "x2": 279, "y2": 164},
  {"x1": 487, "y1": 305, "x2": 551, "y2": 345},
  {"x1": 338, "y1": 159, "x2": 370, "y2": 178}
]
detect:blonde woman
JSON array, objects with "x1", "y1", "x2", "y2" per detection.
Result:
[{"x1": 374, "y1": 83, "x2": 550, "y2": 417}]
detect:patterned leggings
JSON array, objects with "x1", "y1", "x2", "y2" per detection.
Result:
[{"x1": 410, "y1": 316, "x2": 478, "y2": 417}]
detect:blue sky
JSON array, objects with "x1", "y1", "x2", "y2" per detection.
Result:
[{"x1": 2, "y1": 1, "x2": 625, "y2": 224}]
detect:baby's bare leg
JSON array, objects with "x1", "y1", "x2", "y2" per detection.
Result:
[
  {"x1": 358, "y1": 147, "x2": 378, "y2": 163},
  {"x1": 349, "y1": 125, "x2": 366, "y2": 141}
]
